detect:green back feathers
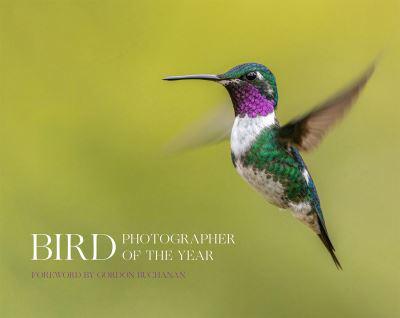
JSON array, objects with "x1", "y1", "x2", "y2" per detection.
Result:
[{"x1": 243, "y1": 128, "x2": 309, "y2": 202}]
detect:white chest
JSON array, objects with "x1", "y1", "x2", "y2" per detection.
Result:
[{"x1": 230, "y1": 113, "x2": 275, "y2": 157}]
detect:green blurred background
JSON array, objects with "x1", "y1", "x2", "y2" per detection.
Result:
[{"x1": 1, "y1": 0, "x2": 400, "y2": 317}]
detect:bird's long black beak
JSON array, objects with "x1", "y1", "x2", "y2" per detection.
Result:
[{"x1": 163, "y1": 74, "x2": 220, "y2": 81}]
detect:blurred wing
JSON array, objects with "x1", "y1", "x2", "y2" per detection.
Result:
[
  {"x1": 164, "y1": 104, "x2": 233, "y2": 154},
  {"x1": 279, "y1": 62, "x2": 376, "y2": 152}
]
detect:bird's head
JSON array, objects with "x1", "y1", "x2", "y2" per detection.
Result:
[{"x1": 164, "y1": 63, "x2": 278, "y2": 118}]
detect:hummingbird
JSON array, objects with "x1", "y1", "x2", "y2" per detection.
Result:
[{"x1": 164, "y1": 62, "x2": 375, "y2": 269}]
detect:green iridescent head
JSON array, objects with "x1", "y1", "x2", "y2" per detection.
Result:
[{"x1": 219, "y1": 63, "x2": 278, "y2": 107}]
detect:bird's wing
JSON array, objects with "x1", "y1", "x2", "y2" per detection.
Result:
[
  {"x1": 164, "y1": 104, "x2": 233, "y2": 154},
  {"x1": 278, "y1": 62, "x2": 376, "y2": 152}
]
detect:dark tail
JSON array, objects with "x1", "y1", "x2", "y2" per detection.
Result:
[{"x1": 317, "y1": 218, "x2": 342, "y2": 270}]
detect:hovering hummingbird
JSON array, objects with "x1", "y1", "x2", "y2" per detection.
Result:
[{"x1": 164, "y1": 62, "x2": 375, "y2": 269}]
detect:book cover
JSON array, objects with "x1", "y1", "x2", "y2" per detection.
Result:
[{"x1": 1, "y1": 1, "x2": 399, "y2": 317}]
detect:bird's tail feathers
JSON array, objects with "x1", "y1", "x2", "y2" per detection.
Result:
[{"x1": 317, "y1": 218, "x2": 342, "y2": 270}]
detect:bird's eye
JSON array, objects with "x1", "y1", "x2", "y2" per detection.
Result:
[{"x1": 245, "y1": 72, "x2": 257, "y2": 81}]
